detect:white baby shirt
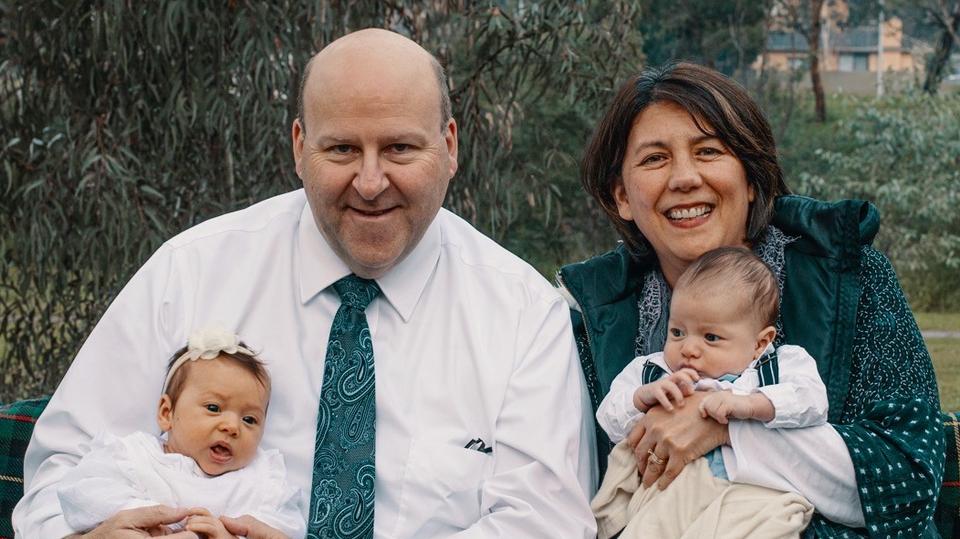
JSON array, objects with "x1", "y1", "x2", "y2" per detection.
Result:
[{"x1": 57, "y1": 431, "x2": 305, "y2": 537}]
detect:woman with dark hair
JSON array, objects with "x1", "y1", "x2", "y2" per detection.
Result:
[{"x1": 559, "y1": 62, "x2": 943, "y2": 536}]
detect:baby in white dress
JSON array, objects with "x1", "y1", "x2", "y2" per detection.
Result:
[{"x1": 57, "y1": 328, "x2": 305, "y2": 538}]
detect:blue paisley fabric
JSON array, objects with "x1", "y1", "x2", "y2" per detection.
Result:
[{"x1": 308, "y1": 275, "x2": 381, "y2": 539}]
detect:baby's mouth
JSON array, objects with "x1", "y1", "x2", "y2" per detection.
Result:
[{"x1": 210, "y1": 442, "x2": 233, "y2": 462}]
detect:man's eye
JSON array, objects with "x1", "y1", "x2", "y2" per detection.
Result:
[
  {"x1": 242, "y1": 416, "x2": 259, "y2": 425},
  {"x1": 705, "y1": 333, "x2": 721, "y2": 342},
  {"x1": 331, "y1": 144, "x2": 353, "y2": 154},
  {"x1": 205, "y1": 404, "x2": 220, "y2": 413},
  {"x1": 390, "y1": 143, "x2": 410, "y2": 152}
]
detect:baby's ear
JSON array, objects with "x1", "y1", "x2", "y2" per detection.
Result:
[
  {"x1": 157, "y1": 394, "x2": 174, "y2": 432},
  {"x1": 754, "y1": 326, "x2": 777, "y2": 358}
]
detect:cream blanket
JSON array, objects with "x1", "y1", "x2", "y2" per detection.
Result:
[{"x1": 592, "y1": 442, "x2": 814, "y2": 539}]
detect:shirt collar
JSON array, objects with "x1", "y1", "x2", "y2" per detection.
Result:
[{"x1": 297, "y1": 203, "x2": 441, "y2": 322}]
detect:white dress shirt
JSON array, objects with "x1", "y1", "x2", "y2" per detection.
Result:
[
  {"x1": 14, "y1": 189, "x2": 596, "y2": 538},
  {"x1": 595, "y1": 344, "x2": 864, "y2": 527},
  {"x1": 58, "y1": 432, "x2": 305, "y2": 537}
]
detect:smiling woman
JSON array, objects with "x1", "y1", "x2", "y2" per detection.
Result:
[{"x1": 559, "y1": 62, "x2": 943, "y2": 537}]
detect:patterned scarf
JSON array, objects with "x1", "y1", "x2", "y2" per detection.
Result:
[{"x1": 633, "y1": 225, "x2": 797, "y2": 357}]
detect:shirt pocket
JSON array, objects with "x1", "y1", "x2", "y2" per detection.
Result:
[{"x1": 394, "y1": 437, "x2": 493, "y2": 536}]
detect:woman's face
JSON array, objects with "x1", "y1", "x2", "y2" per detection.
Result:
[{"x1": 614, "y1": 101, "x2": 754, "y2": 285}]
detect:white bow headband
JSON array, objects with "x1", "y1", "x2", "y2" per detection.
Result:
[{"x1": 162, "y1": 327, "x2": 255, "y2": 393}]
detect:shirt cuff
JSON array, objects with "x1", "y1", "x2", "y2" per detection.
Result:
[{"x1": 758, "y1": 384, "x2": 827, "y2": 429}]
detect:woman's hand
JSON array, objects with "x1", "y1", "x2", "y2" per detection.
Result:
[
  {"x1": 68, "y1": 505, "x2": 198, "y2": 538},
  {"x1": 220, "y1": 515, "x2": 288, "y2": 539},
  {"x1": 627, "y1": 390, "x2": 730, "y2": 490}
]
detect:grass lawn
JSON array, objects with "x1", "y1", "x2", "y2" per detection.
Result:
[
  {"x1": 931, "y1": 339, "x2": 960, "y2": 411},
  {"x1": 916, "y1": 312, "x2": 960, "y2": 332},
  {"x1": 918, "y1": 312, "x2": 960, "y2": 410}
]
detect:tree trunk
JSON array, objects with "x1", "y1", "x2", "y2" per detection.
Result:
[
  {"x1": 807, "y1": 0, "x2": 826, "y2": 122},
  {"x1": 923, "y1": 1, "x2": 960, "y2": 95}
]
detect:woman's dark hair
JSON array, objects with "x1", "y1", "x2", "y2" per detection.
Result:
[{"x1": 581, "y1": 62, "x2": 790, "y2": 256}]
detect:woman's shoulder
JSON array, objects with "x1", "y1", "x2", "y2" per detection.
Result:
[
  {"x1": 558, "y1": 244, "x2": 650, "y2": 309},
  {"x1": 774, "y1": 195, "x2": 880, "y2": 260}
]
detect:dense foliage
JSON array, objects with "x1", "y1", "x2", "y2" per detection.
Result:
[
  {"x1": 793, "y1": 92, "x2": 960, "y2": 310},
  {"x1": 1, "y1": 2, "x2": 955, "y2": 402}
]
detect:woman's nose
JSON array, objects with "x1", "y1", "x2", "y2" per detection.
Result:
[{"x1": 667, "y1": 153, "x2": 703, "y2": 192}]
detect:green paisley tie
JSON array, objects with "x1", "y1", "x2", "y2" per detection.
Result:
[{"x1": 308, "y1": 274, "x2": 380, "y2": 539}]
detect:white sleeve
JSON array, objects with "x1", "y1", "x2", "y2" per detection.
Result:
[
  {"x1": 13, "y1": 245, "x2": 187, "y2": 539},
  {"x1": 57, "y1": 434, "x2": 159, "y2": 533},
  {"x1": 757, "y1": 345, "x2": 829, "y2": 429},
  {"x1": 595, "y1": 354, "x2": 654, "y2": 443},
  {"x1": 245, "y1": 451, "x2": 307, "y2": 539},
  {"x1": 726, "y1": 421, "x2": 864, "y2": 527},
  {"x1": 450, "y1": 296, "x2": 595, "y2": 538}
]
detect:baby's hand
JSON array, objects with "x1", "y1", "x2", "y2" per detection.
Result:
[
  {"x1": 698, "y1": 390, "x2": 775, "y2": 424},
  {"x1": 633, "y1": 368, "x2": 700, "y2": 412},
  {"x1": 185, "y1": 507, "x2": 239, "y2": 539}
]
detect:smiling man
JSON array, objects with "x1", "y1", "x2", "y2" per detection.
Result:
[{"x1": 14, "y1": 29, "x2": 595, "y2": 539}]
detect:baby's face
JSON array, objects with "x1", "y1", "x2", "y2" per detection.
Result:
[
  {"x1": 157, "y1": 357, "x2": 269, "y2": 476},
  {"x1": 663, "y1": 286, "x2": 768, "y2": 379}
]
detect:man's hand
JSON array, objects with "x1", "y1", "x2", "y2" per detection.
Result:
[
  {"x1": 632, "y1": 367, "x2": 700, "y2": 412},
  {"x1": 67, "y1": 505, "x2": 198, "y2": 538},
  {"x1": 185, "y1": 508, "x2": 238, "y2": 539},
  {"x1": 699, "y1": 390, "x2": 775, "y2": 424},
  {"x1": 626, "y1": 390, "x2": 730, "y2": 490},
  {"x1": 220, "y1": 515, "x2": 288, "y2": 539}
]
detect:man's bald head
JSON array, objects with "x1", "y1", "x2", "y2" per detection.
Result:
[{"x1": 296, "y1": 29, "x2": 451, "y2": 133}]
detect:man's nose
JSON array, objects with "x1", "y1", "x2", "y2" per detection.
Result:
[
  {"x1": 352, "y1": 152, "x2": 389, "y2": 200},
  {"x1": 667, "y1": 153, "x2": 703, "y2": 192}
]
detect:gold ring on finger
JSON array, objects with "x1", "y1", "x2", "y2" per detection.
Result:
[{"x1": 647, "y1": 448, "x2": 666, "y2": 465}]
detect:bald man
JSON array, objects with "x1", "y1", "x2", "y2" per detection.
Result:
[{"x1": 14, "y1": 29, "x2": 595, "y2": 538}]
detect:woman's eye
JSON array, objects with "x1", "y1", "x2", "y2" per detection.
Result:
[
  {"x1": 697, "y1": 146, "x2": 723, "y2": 157},
  {"x1": 242, "y1": 416, "x2": 259, "y2": 425},
  {"x1": 205, "y1": 404, "x2": 220, "y2": 413},
  {"x1": 705, "y1": 333, "x2": 721, "y2": 342},
  {"x1": 640, "y1": 154, "x2": 666, "y2": 166}
]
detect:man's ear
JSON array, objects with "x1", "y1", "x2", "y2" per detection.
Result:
[
  {"x1": 291, "y1": 118, "x2": 306, "y2": 179},
  {"x1": 444, "y1": 117, "x2": 459, "y2": 178},
  {"x1": 754, "y1": 326, "x2": 777, "y2": 359},
  {"x1": 157, "y1": 394, "x2": 174, "y2": 433}
]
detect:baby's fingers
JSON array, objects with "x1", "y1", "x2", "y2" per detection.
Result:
[{"x1": 654, "y1": 386, "x2": 676, "y2": 411}]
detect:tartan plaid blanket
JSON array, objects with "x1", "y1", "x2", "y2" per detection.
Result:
[
  {"x1": 0, "y1": 399, "x2": 958, "y2": 537},
  {"x1": 0, "y1": 397, "x2": 49, "y2": 539}
]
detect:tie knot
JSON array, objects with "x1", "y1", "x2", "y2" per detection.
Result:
[{"x1": 333, "y1": 275, "x2": 381, "y2": 310}]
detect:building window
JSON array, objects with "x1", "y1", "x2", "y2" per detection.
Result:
[{"x1": 839, "y1": 53, "x2": 869, "y2": 72}]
